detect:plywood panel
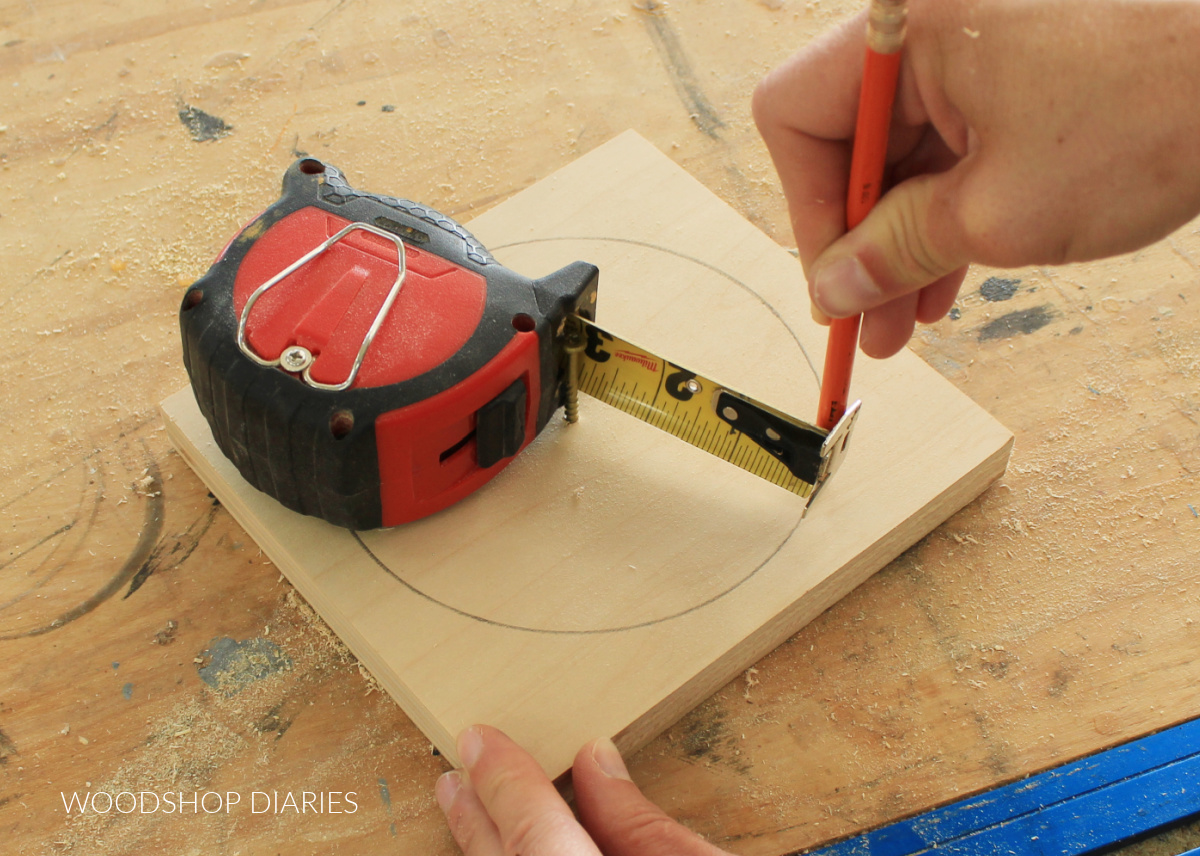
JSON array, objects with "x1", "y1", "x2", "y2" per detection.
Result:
[{"x1": 162, "y1": 130, "x2": 1012, "y2": 779}]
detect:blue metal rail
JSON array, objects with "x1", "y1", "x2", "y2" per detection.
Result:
[{"x1": 807, "y1": 717, "x2": 1200, "y2": 855}]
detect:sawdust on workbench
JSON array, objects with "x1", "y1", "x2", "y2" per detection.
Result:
[
  {"x1": 33, "y1": 584, "x2": 419, "y2": 856},
  {"x1": 8, "y1": 0, "x2": 1197, "y2": 851},
  {"x1": 632, "y1": 253, "x2": 1200, "y2": 847}
]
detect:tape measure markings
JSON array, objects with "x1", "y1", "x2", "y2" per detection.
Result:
[{"x1": 575, "y1": 318, "x2": 816, "y2": 499}]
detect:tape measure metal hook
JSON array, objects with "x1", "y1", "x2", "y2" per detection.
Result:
[{"x1": 236, "y1": 221, "x2": 409, "y2": 392}]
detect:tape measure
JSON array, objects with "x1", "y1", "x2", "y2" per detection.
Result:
[{"x1": 179, "y1": 159, "x2": 860, "y2": 529}]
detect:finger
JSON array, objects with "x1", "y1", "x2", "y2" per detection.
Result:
[
  {"x1": 859, "y1": 292, "x2": 919, "y2": 359},
  {"x1": 915, "y1": 267, "x2": 968, "y2": 324},
  {"x1": 753, "y1": 11, "x2": 933, "y2": 271},
  {"x1": 754, "y1": 99, "x2": 851, "y2": 272},
  {"x1": 752, "y1": 14, "x2": 867, "y2": 268},
  {"x1": 574, "y1": 738, "x2": 729, "y2": 856},
  {"x1": 891, "y1": 124, "x2": 962, "y2": 185},
  {"x1": 857, "y1": 267, "x2": 967, "y2": 359},
  {"x1": 457, "y1": 726, "x2": 601, "y2": 856},
  {"x1": 808, "y1": 170, "x2": 969, "y2": 318},
  {"x1": 436, "y1": 770, "x2": 504, "y2": 856}
]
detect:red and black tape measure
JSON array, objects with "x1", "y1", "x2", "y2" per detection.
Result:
[
  {"x1": 181, "y1": 159, "x2": 597, "y2": 529},
  {"x1": 180, "y1": 160, "x2": 859, "y2": 531}
]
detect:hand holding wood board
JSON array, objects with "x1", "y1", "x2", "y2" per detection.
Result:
[{"x1": 161, "y1": 130, "x2": 1012, "y2": 779}]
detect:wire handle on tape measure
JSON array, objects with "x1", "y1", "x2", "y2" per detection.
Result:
[{"x1": 236, "y1": 221, "x2": 408, "y2": 392}]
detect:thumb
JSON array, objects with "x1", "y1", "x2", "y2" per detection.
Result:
[
  {"x1": 573, "y1": 738, "x2": 728, "y2": 856},
  {"x1": 809, "y1": 171, "x2": 968, "y2": 318}
]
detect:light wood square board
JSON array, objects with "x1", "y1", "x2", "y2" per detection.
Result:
[{"x1": 161, "y1": 131, "x2": 1013, "y2": 778}]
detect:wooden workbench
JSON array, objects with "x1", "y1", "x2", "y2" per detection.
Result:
[{"x1": 2, "y1": 1, "x2": 1197, "y2": 853}]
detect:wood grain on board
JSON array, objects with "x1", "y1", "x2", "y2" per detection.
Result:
[{"x1": 162, "y1": 131, "x2": 1013, "y2": 778}]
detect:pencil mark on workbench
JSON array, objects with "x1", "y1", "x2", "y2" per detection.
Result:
[
  {"x1": 177, "y1": 103, "x2": 233, "y2": 142},
  {"x1": 125, "y1": 500, "x2": 219, "y2": 598},
  {"x1": 635, "y1": 2, "x2": 725, "y2": 138},
  {"x1": 0, "y1": 414, "x2": 160, "y2": 516},
  {"x1": 1, "y1": 421, "x2": 164, "y2": 619},
  {"x1": 0, "y1": 447, "x2": 163, "y2": 640},
  {"x1": 90, "y1": 109, "x2": 120, "y2": 141},
  {"x1": 196, "y1": 636, "x2": 293, "y2": 694},
  {"x1": 1036, "y1": 267, "x2": 1100, "y2": 328},
  {"x1": 979, "y1": 277, "x2": 1021, "y2": 302},
  {"x1": 378, "y1": 776, "x2": 398, "y2": 836},
  {"x1": 675, "y1": 701, "x2": 751, "y2": 774},
  {"x1": 898, "y1": 550, "x2": 1015, "y2": 778},
  {"x1": 0, "y1": 523, "x2": 73, "y2": 576},
  {"x1": 253, "y1": 701, "x2": 294, "y2": 740},
  {"x1": 978, "y1": 305, "x2": 1056, "y2": 342},
  {"x1": 969, "y1": 708, "x2": 1011, "y2": 778},
  {"x1": 0, "y1": 248, "x2": 71, "y2": 313},
  {"x1": 0, "y1": 727, "x2": 16, "y2": 764},
  {"x1": 1047, "y1": 665, "x2": 1073, "y2": 697},
  {"x1": 0, "y1": 460, "x2": 100, "y2": 617},
  {"x1": 309, "y1": 0, "x2": 351, "y2": 31},
  {"x1": 1110, "y1": 637, "x2": 1146, "y2": 657},
  {"x1": 290, "y1": 134, "x2": 308, "y2": 159}
]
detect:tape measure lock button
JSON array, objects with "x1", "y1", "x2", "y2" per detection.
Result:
[
  {"x1": 476, "y1": 379, "x2": 528, "y2": 469},
  {"x1": 374, "y1": 334, "x2": 542, "y2": 526}
]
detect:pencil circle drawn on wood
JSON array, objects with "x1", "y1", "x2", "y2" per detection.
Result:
[{"x1": 354, "y1": 237, "x2": 820, "y2": 634}]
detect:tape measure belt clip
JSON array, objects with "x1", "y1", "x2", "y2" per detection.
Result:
[
  {"x1": 181, "y1": 158, "x2": 598, "y2": 528},
  {"x1": 236, "y1": 221, "x2": 409, "y2": 392}
]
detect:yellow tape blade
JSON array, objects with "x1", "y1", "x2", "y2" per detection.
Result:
[{"x1": 573, "y1": 318, "x2": 826, "y2": 498}]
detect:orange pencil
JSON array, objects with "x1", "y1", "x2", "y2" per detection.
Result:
[{"x1": 816, "y1": 0, "x2": 907, "y2": 431}]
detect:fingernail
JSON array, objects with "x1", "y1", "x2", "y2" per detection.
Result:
[
  {"x1": 810, "y1": 302, "x2": 831, "y2": 326},
  {"x1": 457, "y1": 726, "x2": 484, "y2": 770},
  {"x1": 435, "y1": 770, "x2": 462, "y2": 813},
  {"x1": 591, "y1": 737, "x2": 632, "y2": 781},
  {"x1": 812, "y1": 256, "x2": 879, "y2": 317}
]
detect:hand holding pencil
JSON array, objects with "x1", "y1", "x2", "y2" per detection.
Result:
[
  {"x1": 816, "y1": 0, "x2": 906, "y2": 430},
  {"x1": 753, "y1": 0, "x2": 1200, "y2": 361},
  {"x1": 436, "y1": 2, "x2": 1200, "y2": 848}
]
